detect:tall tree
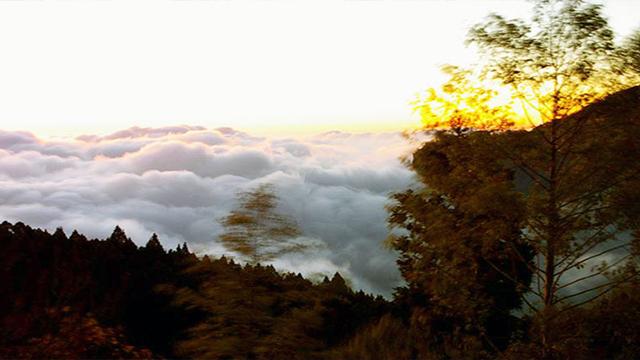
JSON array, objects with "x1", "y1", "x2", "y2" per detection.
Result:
[
  {"x1": 618, "y1": 28, "x2": 640, "y2": 77},
  {"x1": 467, "y1": 1, "x2": 640, "y2": 356},
  {"x1": 218, "y1": 183, "x2": 305, "y2": 264},
  {"x1": 388, "y1": 131, "x2": 534, "y2": 357},
  {"x1": 401, "y1": 0, "x2": 640, "y2": 357}
]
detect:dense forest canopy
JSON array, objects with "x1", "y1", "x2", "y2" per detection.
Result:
[{"x1": 0, "y1": 221, "x2": 387, "y2": 359}]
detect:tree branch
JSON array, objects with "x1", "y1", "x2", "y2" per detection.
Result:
[
  {"x1": 557, "y1": 272, "x2": 640, "y2": 313},
  {"x1": 555, "y1": 270, "x2": 636, "y2": 304},
  {"x1": 556, "y1": 242, "x2": 631, "y2": 278},
  {"x1": 486, "y1": 259, "x2": 543, "y2": 299},
  {"x1": 556, "y1": 253, "x2": 632, "y2": 291}
]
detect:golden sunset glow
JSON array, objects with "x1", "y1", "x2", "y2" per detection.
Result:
[
  {"x1": 414, "y1": 70, "x2": 632, "y2": 132},
  {"x1": 0, "y1": 0, "x2": 637, "y2": 138}
]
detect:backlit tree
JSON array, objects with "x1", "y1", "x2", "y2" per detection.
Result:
[
  {"x1": 219, "y1": 183, "x2": 305, "y2": 264},
  {"x1": 397, "y1": 0, "x2": 640, "y2": 357}
]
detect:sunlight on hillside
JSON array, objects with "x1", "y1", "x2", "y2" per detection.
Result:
[
  {"x1": 414, "y1": 67, "x2": 527, "y2": 131},
  {"x1": 414, "y1": 69, "x2": 622, "y2": 132}
]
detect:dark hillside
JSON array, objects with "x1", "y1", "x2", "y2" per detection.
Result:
[{"x1": 0, "y1": 222, "x2": 388, "y2": 359}]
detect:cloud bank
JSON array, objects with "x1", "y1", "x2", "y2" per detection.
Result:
[{"x1": 0, "y1": 125, "x2": 416, "y2": 296}]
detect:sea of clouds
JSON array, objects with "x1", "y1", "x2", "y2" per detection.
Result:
[{"x1": 0, "y1": 125, "x2": 419, "y2": 296}]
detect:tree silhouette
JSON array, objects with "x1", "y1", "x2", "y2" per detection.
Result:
[
  {"x1": 0, "y1": 221, "x2": 389, "y2": 358},
  {"x1": 413, "y1": 65, "x2": 516, "y2": 134},
  {"x1": 388, "y1": 132, "x2": 534, "y2": 356},
  {"x1": 467, "y1": 1, "x2": 640, "y2": 355},
  {"x1": 618, "y1": 28, "x2": 640, "y2": 77},
  {"x1": 402, "y1": 0, "x2": 640, "y2": 357},
  {"x1": 219, "y1": 183, "x2": 306, "y2": 264}
]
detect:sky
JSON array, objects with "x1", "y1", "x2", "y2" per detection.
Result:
[
  {"x1": 0, "y1": 0, "x2": 637, "y2": 138},
  {"x1": 0, "y1": 0, "x2": 638, "y2": 296}
]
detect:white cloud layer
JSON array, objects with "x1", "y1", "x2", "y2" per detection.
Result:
[{"x1": 0, "y1": 126, "x2": 417, "y2": 296}]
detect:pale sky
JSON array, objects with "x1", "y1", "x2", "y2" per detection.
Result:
[{"x1": 0, "y1": 0, "x2": 638, "y2": 138}]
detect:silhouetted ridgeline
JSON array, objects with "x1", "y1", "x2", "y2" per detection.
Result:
[{"x1": 0, "y1": 222, "x2": 388, "y2": 359}]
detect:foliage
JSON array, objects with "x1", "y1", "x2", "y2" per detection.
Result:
[
  {"x1": 0, "y1": 221, "x2": 200, "y2": 358},
  {"x1": 617, "y1": 28, "x2": 640, "y2": 80},
  {"x1": 387, "y1": 131, "x2": 534, "y2": 358},
  {"x1": 468, "y1": 0, "x2": 625, "y2": 122},
  {"x1": 0, "y1": 221, "x2": 388, "y2": 359},
  {"x1": 0, "y1": 308, "x2": 154, "y2": 359},
  {"x1": 413, "y1": 65, "x2": 515, "y2": 133},
  {"x1": 416, "y1": 1, "x2": 640, "y2": 133},
  {"x1": 467, "y1": 1, "x2": 640, "y2": 353},
  {"x1": 331, "y1": 314, "x2": 414, "y2": 360},
  {"x1": 402, "y1": 1, "x2": 640, "y2": 357},
  {"x1": 165, "y1": 258, "x2": 388, "y2": 359},
  {"x1": 219, "y1": 183, "x2": 308, "y2": 264}
]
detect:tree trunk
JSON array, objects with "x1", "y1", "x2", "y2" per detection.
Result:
[{"x1": 541, "y1": 103, "x2": 561, "y2": 359}]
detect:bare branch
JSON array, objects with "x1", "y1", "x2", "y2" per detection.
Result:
[
  {"x1": 555, "y1": 270, "x2": 637, "y2": 304},
  {"x1": 557, "y1": 242, "x2": 631, "y2": 277},
  {"x1": 556, "y1": 253, "x2": 633, "y2": 291},
  {"x1": 558, "y1": 272, "x2": 640, "y2": 313},
  {"x1": 554, "y1": 226, "x2": 616, "y2": 269}
]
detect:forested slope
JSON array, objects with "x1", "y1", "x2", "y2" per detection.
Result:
[{"x1": 0, "y1": 222, "x2": 388, "y2": 359}]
